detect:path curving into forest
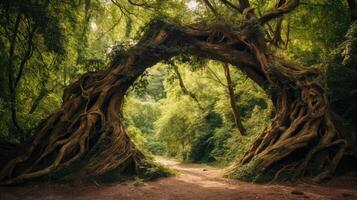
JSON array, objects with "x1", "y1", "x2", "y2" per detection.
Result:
[{"x1": 1, "y1": 157, "x2": 357, "y2": 200}]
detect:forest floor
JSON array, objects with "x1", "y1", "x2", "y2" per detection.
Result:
[{"x1": 1, "y1": 157, "x2": 357, "y2": 200}]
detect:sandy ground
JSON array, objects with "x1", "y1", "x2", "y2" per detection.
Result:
[{"x1": 1, "y1": 157, "x2": 357, "y2": 200}]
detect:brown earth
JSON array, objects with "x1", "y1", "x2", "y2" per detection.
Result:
[{"x1": 1, "y1": 157, "x2": 357, "y2": 200}]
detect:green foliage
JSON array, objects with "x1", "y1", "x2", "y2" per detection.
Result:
[
  {"x1": 154, "y1": 95, "x2": 206, "y2": 160},
  {"x1": 188, "y1": 111, "x2": 222, "y2": 162},
  {"x1": 0, "y1": 0, "x2": 142, "y2": 142},
  {"x1": 326, "y1": 22, "x2": 357, "y2": 130},
  {"x1": 284, "y1": 0, "x2": 350, "y2": 65},
  {"x1": 47, "y1": 157, "x2": 90, "y2": 183},
  {"x1": 0, "y1": 99, "x2": 10, "y2": 139},
  {"x1": 95, "y1": 158, "x2": 174, "y2": 184},
  {"x1": 124, "y1": 61, "x2": 271, "y2": 167},
  {"x1": 95, "y1": 167, "x2": 129, "y2": 184},
  {"x1": 108, "y1": 41, "x2": 132, "y2": 62},
  {"x1": 137, "y1": 159, "x2": 175, "y2": 181},
  {"x1": 226, "y1": 159, "x2": 273, "y2": 183}
]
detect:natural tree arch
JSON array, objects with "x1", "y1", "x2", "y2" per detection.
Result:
[{"x1": 0, "y1": 0, "x2": 347, "y2": 184}]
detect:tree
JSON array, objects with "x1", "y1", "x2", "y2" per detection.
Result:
[
  {"x1": 0, "y1": 0, "x2": 351, "y2": 184},
  {"x1": 168, "y1": 60, "x2": 203, "y2": 109},
  {"x1": 222, "y1": 63, "x2": 246, "y2": 136},
  {"x1": 203, "y1": 63, "x2": 247, "y2": 136},
  {"x1": 0, "y1": 0, "x2": 66, "y2": 141}
]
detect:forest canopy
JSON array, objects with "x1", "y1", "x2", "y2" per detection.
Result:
[{"x1": 0, "y1": 0, "x2": 356, "y2": 185}]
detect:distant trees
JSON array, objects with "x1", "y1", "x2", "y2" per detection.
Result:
[
  {"x1": 122, "y1": 61, "x2": 269, "y2": 162},
  {"x1": 0, "y1": 0, "x2": 137, "y2": 141},
  {"x1": 0, "y1": 0, "x2": 64, "y2": 140}
]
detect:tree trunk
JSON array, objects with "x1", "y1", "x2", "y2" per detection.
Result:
[
  {"x1": 223, "y1": 63, "x2": 246, "y2": 136},
  {"x1": 0, "y1": 19, "x2": 346, "y2": 184}
]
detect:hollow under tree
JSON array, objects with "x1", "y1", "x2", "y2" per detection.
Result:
[{"x1": 0, "y1": 0, "x2": 348, "y2": 184}]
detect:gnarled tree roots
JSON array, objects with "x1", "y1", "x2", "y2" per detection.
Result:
[{"x1": 237, "y1": 59, "x2": 347, "y2": 182}]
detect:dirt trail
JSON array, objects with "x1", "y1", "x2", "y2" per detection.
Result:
[{"x1": 1, "y1": 157, "x2": 357, "y2": 200}]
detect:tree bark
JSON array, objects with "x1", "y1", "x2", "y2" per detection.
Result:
[
  {"x1": 0, "y1": 19, "x2": 345, "y2": 184},
  {"x1": 223, "y1": 63, "x2": 246, "y2": 136}
]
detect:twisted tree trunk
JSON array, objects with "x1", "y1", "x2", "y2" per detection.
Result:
[{"x1": 0, "y1": 19, "x2": 345, "y2": 184}]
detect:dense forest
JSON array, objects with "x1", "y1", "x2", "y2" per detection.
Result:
[{"x1": 0, "y1": 0, "x2": 357, "y2": 193}]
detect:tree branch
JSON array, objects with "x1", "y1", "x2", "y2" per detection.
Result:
[
  {"x1": 219, "y1": 0, "x2": 241, "y2": 12},
  {"x1": 206, "y1": 66, "x2": 227, "y2": 87},
  {"x1": 95, "y1": 15, "x2": 123, "y2": 41},
  {"x1": 259, "y1": 0, "x2": 300, "y2": 24},
  {"x1": 15, "y1": 25, "x2": 36, "y2": 89},
  {"x1": 111, "y1": 0, "x2": 133, "y2": 17},
  {"x1": 202, "y1": 0, "x2": 221, "y2": 18},
  {"x1": 6, "y1": 13, "x2": 23, "y2": 135},
  {"x1": 170, "y1": 62, "x2": 203, "y2": 110},
  {"x1": 127, "y1": 0, "x2": 153, "y2": 8},
  {"x1": 238, "y1": 0, "x2": 251, "y2": 12}
]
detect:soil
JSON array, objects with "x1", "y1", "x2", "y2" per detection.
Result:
[{"x1": 1, "y1": 157, "x2": 357, "y2": 200}]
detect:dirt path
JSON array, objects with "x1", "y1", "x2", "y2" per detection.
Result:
[{"x1": 1, "y1": 157, "x2": 357, "y2": 200}]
